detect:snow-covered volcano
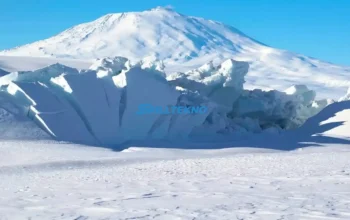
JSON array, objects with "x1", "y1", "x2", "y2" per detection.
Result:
[
  {"x1": 1, "y1": 6, "x2": 349, "y2": 99},
  {"x1": 0, "y1": 7, "x2": 261, "y2": 61}
]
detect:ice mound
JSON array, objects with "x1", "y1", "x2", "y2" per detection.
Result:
[
  {"x1": 231, "y1": 87, "x2": 331, "y2": 130},
  {"x1": 0, "y1": 57, "x2": 333, "y2": 145},
  {"x1": 138, "y1": 55, "x2": 166, "y2": 73},
  {"x1": 168, "y1": 59, "x2": 249, "y2": 108},
  {"x1": 89, "y1": 57, "x2": 130, "y2": 78},
  {"x1": 171, "y1": 59, "x2": 247, "y2": 88}
]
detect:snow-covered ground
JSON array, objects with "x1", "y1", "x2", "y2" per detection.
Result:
[{"x1": 1, "y1": 141, "x2": 350, "y2": 220}]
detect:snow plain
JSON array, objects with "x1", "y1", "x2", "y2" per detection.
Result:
[{"x1": 1, "y1": 140, "x2": 350, "y2": 220}]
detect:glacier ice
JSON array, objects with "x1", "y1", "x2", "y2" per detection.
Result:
[
  {"x1": 168, "y1": 59, "x2": 248, "y2": 109},
  {"x1": 0, "y1": 57, "x2": 334, "y2": 145},
  {"x1": 2, "y1": 81, "x2": 96, "y2": 144},
  {"x1": 89, "y1": 57, "x2": 130, "y2": 78},
  {"x1": 50, "y1": 72, "x2": 121, "y2": 145},
  {"x1": 118, "y1": 66, "x2": 179, "y2": 141}
]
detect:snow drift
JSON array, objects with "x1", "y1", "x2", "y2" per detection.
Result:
[{"x1": 0, "y1": 57, "x2": 335, "y2": 145}]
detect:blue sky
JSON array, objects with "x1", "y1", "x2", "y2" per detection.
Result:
[{"x1": 1, "y1": 0, "x2": 349, "y2": 65}]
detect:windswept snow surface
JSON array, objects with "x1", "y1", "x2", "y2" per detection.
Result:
[
  {"x1": 1, "y1": 7, "x2": 350, "y2": 99},
  {"x1": 0, "y1": 57, "x2": 331, "y2": 145}
]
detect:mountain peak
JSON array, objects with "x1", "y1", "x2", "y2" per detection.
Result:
[
  {"x1": 102, "y1": 6, "x2": 177, "y2": 20},
  {"x1": 0, "y1": 8, "x2": 261, "y2": 62},
  {"x1": 150, "y1": 6, "x2": 176, "y2": 12}
]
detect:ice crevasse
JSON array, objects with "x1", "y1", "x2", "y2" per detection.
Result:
[{"x1": 0, "y1": 57, "x2": 333, "y2": 145}]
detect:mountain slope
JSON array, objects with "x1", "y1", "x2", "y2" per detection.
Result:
[{"x1": 1, "y1": 6, "x2": 349, "y2": 99}]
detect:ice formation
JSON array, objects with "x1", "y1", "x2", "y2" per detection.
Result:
[
  {"x1": 339, "y1": 87, "x2": 350, "y2": 101},
  {"x1": 89, "y1": 57, "x2": 130, "y2": 78},
  {"x1": 0, "y1": 57, "x2": 332, "y2": 145},
  {"x1": 168, "y1": 59, "x2": 248, "y2": 109}
]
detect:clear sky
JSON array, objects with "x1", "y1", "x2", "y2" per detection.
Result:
[{"x1": 1, "y1": 0, "x2": 349, "y2": 66}]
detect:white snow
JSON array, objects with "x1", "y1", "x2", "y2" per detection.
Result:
[{"x1": 0, "y1": 131, "x2": 349, "y2": 219}]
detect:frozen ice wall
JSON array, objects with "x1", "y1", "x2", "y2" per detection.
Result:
[{"x1": 0, "y1": 57, "x2": 332, "y2": 145}]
